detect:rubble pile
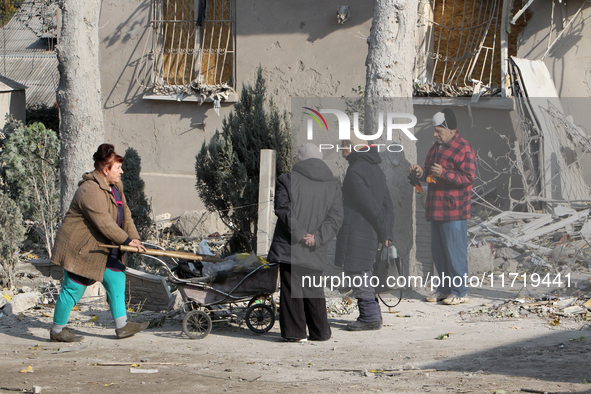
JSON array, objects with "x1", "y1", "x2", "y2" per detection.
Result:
[
  {"x1": 461, "y1": 296, "x2": 591, "y2": 324},
  {"x1": 469, "y1": 205, "x2": 591, "y2": 280},
  {"x1": 325, "y1": 289, "x2": 358, "y2": 317}
]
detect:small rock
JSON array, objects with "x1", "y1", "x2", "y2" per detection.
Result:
[{"x1": 20, "y1": 286, "x2": 32, "y2": 293}]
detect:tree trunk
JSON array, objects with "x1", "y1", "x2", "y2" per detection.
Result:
[
  {"x1": 365, "y1": 0, "x2": 419, "y2": 276},
  {"x1": 56, "y1": 0, "x2": 105, "y2": 215}
]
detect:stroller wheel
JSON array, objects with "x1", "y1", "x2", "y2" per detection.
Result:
[
  {"x1": 247, "y1": 295, "x2": 277, "y2": 315},
  {"x1": 183, "y1": 310, "x2": 212, "y2": 339},
  {"x1": 244, "y1": 304, "x2": 275, "y2": 334}
]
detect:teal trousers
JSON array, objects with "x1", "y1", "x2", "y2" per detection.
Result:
[{"x1": 53, "y1": 269, "x2": 127, "y2": 325}]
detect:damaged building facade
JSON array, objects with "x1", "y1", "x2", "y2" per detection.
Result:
[
  {"x1": 3, "y1": 0, "x2": 591, "y2": 278},
  {"x1": 91, "y1": 0, "x2": 591, "y2": 277}
]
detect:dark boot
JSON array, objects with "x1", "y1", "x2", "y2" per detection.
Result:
[
  {"x1": 50, "y1": 327, "x2": 84, "y2": 342},
  {"x1": 346, "y1": 319, "x2": 382, "y2": 331},
  {"x1": 115, "y1": 321, "x2": 149, "y2": 339}
]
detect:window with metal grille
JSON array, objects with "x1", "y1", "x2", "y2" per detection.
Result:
[
  {"x1": 414, "y1": 0, "x2": 528, "y2": 97},
  {"x1": 150, "y1": 0, "x2": 234, "y2": 100}
]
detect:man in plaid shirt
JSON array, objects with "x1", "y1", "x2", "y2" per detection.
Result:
[{"x1": 410, "y1": 108, "x2": 476, "y2": 305}]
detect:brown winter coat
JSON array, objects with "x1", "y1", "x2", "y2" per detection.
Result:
[{"x1": 51, "y1": 170, "x2": 140, "y2": 281}]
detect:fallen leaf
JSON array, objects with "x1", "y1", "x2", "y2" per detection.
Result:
[
  {"x1": 104, "y1": 383, "x2": 115, "y2": 387},
  {"x1": 548, "y1": 317, "x2": 560, "y2": 326},
  {"x1": 30, "y1": 344, "x2": 40, "y2": 350},
  {"x1": 89, "y1": 315, "x2": 99, "y2": 322},
  {"x1": 20, "y1": 365, "x2": 34, "y2": 373},
  {"x1": 2, "y1": 293, "x2": 11, "y2": 301},
  {"x1": 437, "y1": 333, "x2": 453, "y2": 340},
  {"x1": 42, "y1": 312, "x2": 52, "y2": 318}
]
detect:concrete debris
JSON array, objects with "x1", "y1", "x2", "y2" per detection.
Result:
[
  {"x1": 175, "y1": 210, "x2": 229, "y2": 239},
  {"x1": 325, "y1": 289, "x2": 357, "y2": 317},
  {"x1": 495, "y1": 247, "x2": 522, "y2": 260},
  {"x1": 461, "y1": 296, "x2": 591, "y2": 322},
  {"x1": 501, "y1": 259, "x2": 519, "y2": 273},
  {"x1": 4, "y1": 291, "x2": 41, "y2": 314},
  {"x1": 469, "y1": 206, "x2": 591, "y2": 296},
  {"x1": 555, "y1": 298, "x2": 576, "y2": 309},
  {"x1": 467, "y1": 242, "x2": 494, "y2": 274},
  {"x1": 493, "y1": 257, "x2": 505, "y2": 268}
]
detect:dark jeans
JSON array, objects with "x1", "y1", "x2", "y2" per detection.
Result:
[
  {"x1": 431, "y1": 219, "x2": 469, "y2": 297},
  {"x1": 280, "y1": 263, "x2": 331, "y2": 341},
  {"x1": 345, "y1": 269, "x2": 382, "y2": 322}
]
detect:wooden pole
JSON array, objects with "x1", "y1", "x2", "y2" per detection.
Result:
[{"x1": 99, "y1": 244, "x2": 226, "y2": 262}]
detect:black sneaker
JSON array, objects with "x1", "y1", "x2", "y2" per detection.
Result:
[
  {"x1": 115, "y1": 321, "x2": 149, "y2": 339},
  {"x1": 50, "y1": 327, "x2": 84, "y2": 342},
  {"x1": 346, "y1": 319, "x2": 382, "y2": 331}
]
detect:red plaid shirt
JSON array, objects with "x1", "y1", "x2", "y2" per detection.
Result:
[{"x1": 420, "y1": 132, "x2": 475, "y2": 221}]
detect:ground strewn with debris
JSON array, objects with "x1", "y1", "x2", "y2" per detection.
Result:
[{"x1": 1, "y1": 280, "x2": 591, "y2": 394}]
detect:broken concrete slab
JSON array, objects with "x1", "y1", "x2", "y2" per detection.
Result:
[
  {"x1": 495, "y1": 247, "x2": 521, "y2": 260},
  {"x1": 563, "y1": 305, "x2": 586, "y2": 314},
  {"x1": 554, "y1": 298, "x2": 576, "y2": 309},
  {"x1": 29, "y1": 258, "x2": 64, "y2": 280},
  {"x1": 501, "y1": 259, "x2": 519, "y2": 273},
  {"x1": 4, "y1": 291, "x2": 41, "y2": 314},
  {"x1": 176, "y1": 210, "x2": 229, "y2": 238},
  {"x1": 493, "y1": 258, "x2": 505, "y2": 268},
  {"x1": 468, "y1": 243, "x2": 494, "y2": 274}
]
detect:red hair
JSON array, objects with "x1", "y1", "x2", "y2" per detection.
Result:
[{"x1": 93, "y1": 143, "x2": 124, "y2": 172}]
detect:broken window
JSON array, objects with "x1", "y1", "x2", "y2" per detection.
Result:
[
  {"x1": 415, "y1": 0, "x2": 528, "y2": 97},
  {"x1": 150, "y1": 0, "x2": 234, "y2": 101}
]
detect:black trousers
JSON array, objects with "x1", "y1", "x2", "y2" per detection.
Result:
[{"x1": 279, "y1": 263, "x2": 331, "y2": 341}]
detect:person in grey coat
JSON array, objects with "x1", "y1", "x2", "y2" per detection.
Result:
[
  {"x1": 268, "y1": 143, "x2": 343, "y2": 342},
  {"x1": 335, "y1": 134, "x2": 395, "y2": 331}
]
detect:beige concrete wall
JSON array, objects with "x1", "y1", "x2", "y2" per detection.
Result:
[
  {"x1": 97, "y1": 0, "x2": 591, "y2": 227},
  {"x1": 98, "y1": 0, "x2": 372, "y2": 216}
]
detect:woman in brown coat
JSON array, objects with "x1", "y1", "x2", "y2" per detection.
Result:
[{"x1": 50, "y1": 144, "x2": 148, "y2": 342}]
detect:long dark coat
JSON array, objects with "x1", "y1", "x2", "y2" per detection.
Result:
[
  {"x1": 334, "y1": 147, "x2": 395, "y2": 272},
  {"x1": 267, "y1": 158, "x2": 343, "y2": 271}
]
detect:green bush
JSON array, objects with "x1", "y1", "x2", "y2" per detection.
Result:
[
  {"x1": 26, "y1": 104, "x2": 60, "y2": 137},
  {"x1": 121, "y1": 147, "x2": 153, "y2": 240},
  {"x1": 0, "y1": 190, "x2": 26, "y2": 289},
  {"x1": 195, "y1": 67, "x2": 292, "y2": 253},
  {"x1": 2, "y1": 121, "x2": 60, "y2": 258}
]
